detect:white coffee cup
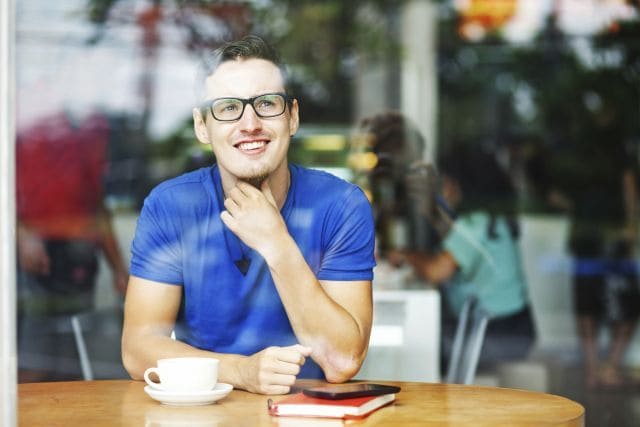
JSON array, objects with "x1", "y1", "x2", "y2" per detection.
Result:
[{"x1": 143, "y1": 357, "x2": 219, "y2": 393}]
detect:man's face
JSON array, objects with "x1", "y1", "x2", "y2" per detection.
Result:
[{"x1": 193, "y1": 58, "x2": 299, "y2": 184}]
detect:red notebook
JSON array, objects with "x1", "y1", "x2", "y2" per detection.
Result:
[{"x1": 267, "y1": 392, "x2": 396, "y2": 419}]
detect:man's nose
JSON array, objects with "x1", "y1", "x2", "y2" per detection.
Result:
[{"x1": 238, "y1": 104, "x2": 262, "y2": 130}]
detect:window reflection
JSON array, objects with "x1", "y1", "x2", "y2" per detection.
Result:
[
  {"x1": 14, "y1": 1, "x2": 640, "y2": 424},
  {"x1": 16, "y1": 109, "x2": 128, "y2": 381}
]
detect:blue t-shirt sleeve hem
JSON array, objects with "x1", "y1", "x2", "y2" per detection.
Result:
[
  {"x1": 317, "y1": 269, "x2": 374, "y2": 281},
  {"x1": 129, "y1": 268, "x2": 183, "y2": 286}
]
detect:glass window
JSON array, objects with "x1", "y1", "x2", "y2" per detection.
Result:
[{"x1": 12, "y1": 1, "x2": 640, "y2": 425}]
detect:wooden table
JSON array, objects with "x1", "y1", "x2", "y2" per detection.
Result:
[{"x1": 18, "y1": 380, "x2": 584, "y2": 426}]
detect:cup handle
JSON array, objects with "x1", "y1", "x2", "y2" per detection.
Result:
[{"x1": 143, "y1": 367, "x2": 163, "y2": 390}]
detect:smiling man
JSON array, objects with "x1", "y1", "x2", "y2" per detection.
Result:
[{"x1": 121, "y1": 36, "x2": 376, "y2": 395}]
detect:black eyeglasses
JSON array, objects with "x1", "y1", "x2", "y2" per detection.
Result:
[{"x1": 202, "y1": 92, "x2": 290, "y2": 122}]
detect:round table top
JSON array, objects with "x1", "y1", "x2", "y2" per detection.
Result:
[{"x1": 18, "y1": 379, "x2": 584, "y2": 426}]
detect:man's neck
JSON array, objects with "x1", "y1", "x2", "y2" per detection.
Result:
[{"x1": 220, "y1": 165, "x2": 291, "y2": 210}]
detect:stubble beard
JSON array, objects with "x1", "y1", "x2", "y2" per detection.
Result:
[
  {"x1": 236, "y1": 165, "x2": 270, "y2": 188},
  {"x1": 243, "y1": 174, "x2": 268, "y2": 189}
]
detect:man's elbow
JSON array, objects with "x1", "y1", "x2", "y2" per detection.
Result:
[
  {"x1": 324, "y1": 364, "x2": 361, "y2": 384},
  {"x1": 121, "y1": 341, "x2": 145, "y2": 380},
  {"x1": 321, "y1": 351, "x2": 366, "y2": 384}
]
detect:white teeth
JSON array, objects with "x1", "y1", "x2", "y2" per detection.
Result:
[{"x1": 237, "y1": 141, "x2": 265, "y2": 151}]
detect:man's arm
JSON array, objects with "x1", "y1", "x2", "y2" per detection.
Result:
[
  {"x1": 221, "y1": 181, "x2": 373, "y2": 383},
  {"x1": 270, "y1": 254, "x2": 373, "y2": 383},
  {"x1": 122, "y1": 275, "x2": 311, "y2": 395}
]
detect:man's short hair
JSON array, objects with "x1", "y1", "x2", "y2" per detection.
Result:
[
  {"x1": 216, "y1": 35, "x2": 281, "y2": 66},
  {"x1": 196, "y1": 35, "x2": 291, "y2": 102}
]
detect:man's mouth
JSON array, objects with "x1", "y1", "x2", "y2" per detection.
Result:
[{"x1": 234, "y1": 140, "x2": 268, "y2": 152}]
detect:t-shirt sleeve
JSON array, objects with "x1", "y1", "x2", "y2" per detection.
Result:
[
  {"x1": 129, "y1": 192, "x2": 183, "y2": 285},
  {"x1": 317, "y1": 186, "x2": 376, "y2": 281}
]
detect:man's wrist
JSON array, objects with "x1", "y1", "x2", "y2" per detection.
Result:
[
  {"x1": 219, "y1": 353, "x2": 248, "y2": 391},
  {"x1": 259, "y1": 233, "x2": 297, "y2": 267}
]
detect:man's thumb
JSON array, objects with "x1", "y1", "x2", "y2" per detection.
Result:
[{"x1": 291, "y1": 344, "x2": 313, "y2": 357}]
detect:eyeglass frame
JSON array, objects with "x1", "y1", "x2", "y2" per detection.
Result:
[{"x1": 200, "y1": 92, "x2": 293, "y2": 122}]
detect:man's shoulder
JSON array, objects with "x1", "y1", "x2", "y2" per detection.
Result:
[
  {"x1": 149, "y1": 167, "x2": 211, "y2": 197},
  {"x1": 292, "y1": 165, "x2": 362, "y2": 197}
]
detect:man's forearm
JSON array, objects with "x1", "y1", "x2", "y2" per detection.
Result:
[
  {"x1": 264, "y1": 235, "x2": 371, "y2": 383},
  {"x1": 122, "y1": 332, "x2": 245, "y2": 387},
  {"x1": 122, "y1": 330, "x2": 313, "y2": 394}
]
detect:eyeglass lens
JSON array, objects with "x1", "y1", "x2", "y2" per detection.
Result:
[{"x1": 211, "y1": 94, "x2": 286, "y2": 121}]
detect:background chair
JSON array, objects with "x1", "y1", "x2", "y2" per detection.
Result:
[
  {"x1": 71, "y1": 306, "x2": 129, "y2": 380},
  {"x1": 446, "y1": 296, "x2": 491, "y2": 384}
]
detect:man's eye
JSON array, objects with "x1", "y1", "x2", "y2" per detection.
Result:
[
  {"x1": 257, "y1": 100, "x2": 275, "y2": 108},
  {"x1": 222, "y1": 103, "x2": 240, "y2": 111}
]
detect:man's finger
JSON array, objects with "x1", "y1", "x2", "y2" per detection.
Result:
[
  {"x1": 288, "y1": 344, "x2": 313, "y2": 356},
  {"x1": 223, "y1": 197, "x2": 240, "y2": 215},
  {"x1": 262, "y1": 384, "x2": 291, "y2": 395},
  {"x1": 236, "y1": 181, "x2": 260, "y2": 198},
  {"x1": 276, "y1": 350, "x2": 306, "y2": 366},
  {"x1": 269, "y1": 372, "x2": 298, "y2": 386},
  {"x1": 227, "y1": 186, "x2": 247, "y2": 205},
  {"x1": 220, "y1": 211, "x2": 239, "y2": 233},
  {"x1": 277, "y1": 345, "x2": 312, "y2": 364},
  {"x1": 273, "y1": 360, "x2": 302, "y2": 376}
]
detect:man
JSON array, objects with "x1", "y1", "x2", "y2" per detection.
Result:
[{"x1": 122, "y1": 35, "x2": 376, "y2": 395}]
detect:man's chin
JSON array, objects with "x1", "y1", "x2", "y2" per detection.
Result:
[
  {"x1": 244, "y1": 176, "x2": 266, "y2": 188},
  {"x1": 236, "y1": 172, "x2": 269, "y2": 188}
]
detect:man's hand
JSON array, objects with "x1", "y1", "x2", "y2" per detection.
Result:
[
  {"x1": 237, "y1": 344, "x2": 312, "y2": 395},
  {"x1": 220, "y1": 180, "x2": 290, "y2": 259}
]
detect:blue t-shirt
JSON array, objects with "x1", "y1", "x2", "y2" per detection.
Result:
[
  {"x1": 442, "y1": 212, "x2": 529, "y2": 318},
  {"x1": 129, "y1": 164, "x2": 376, "y2": 378}
]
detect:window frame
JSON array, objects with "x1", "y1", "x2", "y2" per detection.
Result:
[{"x1": 0, "y1": 0, "x2": 17, "y2": 425}]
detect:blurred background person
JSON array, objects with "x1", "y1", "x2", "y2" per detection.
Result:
[
  {"x1": 564, "y1": 120, "x2": 640, "y2": 391},
  {"x1": 524, "y1": 115, "x2": 640, "y2": 390},
  {"x1": 410, "y1": 144, "x2": 535, "y2": 373},
  {"x1": 16, "y1": 109, "x2": 128, "y2": 382},
  {"x1": 357, "y1": 111, "x2": 535, "y2": 373},
  {"x1": 351, "y1": 111, "x2": 428, "y2": 269}
]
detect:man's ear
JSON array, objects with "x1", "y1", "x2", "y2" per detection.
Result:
[
  {"x1": 193, "y1": 108, "x2": 210, "y2": 145},
  {"x1": 288, "y1": 99, "x2": 300, "y2": 137}
]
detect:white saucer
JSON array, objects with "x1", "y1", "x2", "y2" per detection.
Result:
[{"x1": 144, "y1": 383, "x2": 233, "y2": 406}]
